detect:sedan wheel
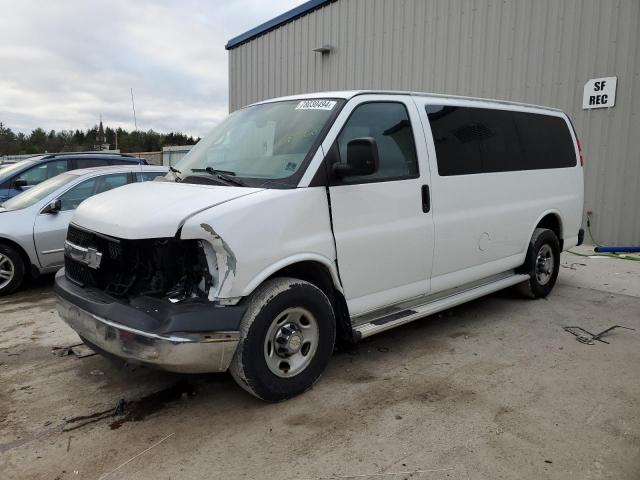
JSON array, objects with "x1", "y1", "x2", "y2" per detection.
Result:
[
  {"x1": 0, "y1": 244, "x2": 25, "y2": 296},
  {"x1": 0, "y1": 253, "x2": 15, "y2": 290}
]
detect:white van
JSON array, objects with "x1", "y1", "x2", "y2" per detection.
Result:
[{"x1": 56, "y1": 91, "x2": 584, "y2": 401}]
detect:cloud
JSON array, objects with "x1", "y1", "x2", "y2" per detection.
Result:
[{"x1": 0, "y1": 0, "x2": 302, "y2": 137}]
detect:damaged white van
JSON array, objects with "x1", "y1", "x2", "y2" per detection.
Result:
[{"x1": 56, "y1": 91, "x2": 584, "y2": 401}]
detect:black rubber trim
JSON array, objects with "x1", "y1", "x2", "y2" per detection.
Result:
[
  {"x1": 577, "y1": 228, "x2": 585, "y2": 246},
  {"x1": 55, "y1": 269, "x2": 245, "y2": 334},
  {"x1": 370, "y1": 309, "x2": 418, "y2": 326}
]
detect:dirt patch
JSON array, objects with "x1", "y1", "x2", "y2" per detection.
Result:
[
  {"x1": 0, "y1": 300, "x2": 57, "y2": 316},
  {"x1": 58, "y1": 381, "x2": 199, "y2": 432},
  {"x1": 449, "y1": 331, "x2": 470, "y2": 338},
  {"x1": 109, "y1": 381, "x2": 197, "y2": 430}
]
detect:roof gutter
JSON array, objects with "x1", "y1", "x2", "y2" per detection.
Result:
[{"x1": 225, "y1": 0, "x2": 333, "y2": 50}]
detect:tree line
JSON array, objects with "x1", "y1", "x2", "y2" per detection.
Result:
[{"x1": 0, "y1": 122, "x2": 199, "y2": 156}]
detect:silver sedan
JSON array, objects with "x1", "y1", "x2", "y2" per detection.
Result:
[{"x1": 0, "y1": 165, "x2": 167, "y2": 295}]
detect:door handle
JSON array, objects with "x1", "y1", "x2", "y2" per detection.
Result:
[{"x1": 421, "y1": 185, "x2": 430, "y2": 213}]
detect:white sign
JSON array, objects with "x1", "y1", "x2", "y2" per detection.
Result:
[
  {"x1": 582, "y1": 76, "x2": 617, "y2": 109},
  {"x1": 295, "y1": 100, "x2": 337, "y2": 110}
]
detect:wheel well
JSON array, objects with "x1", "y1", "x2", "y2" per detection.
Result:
[
  {"x1": 267, "y1": 261, "x2": 356, "y2": 346},
  {"x1": 0, "y1": 238, "x2": 34, "y2": 277},
  {"x1": 536, "y1": 214, "x2": 563, "y2": 249}
]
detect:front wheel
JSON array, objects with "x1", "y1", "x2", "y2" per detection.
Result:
[
  {"x1": 229, "y1": 277, "x2": 336, "y2": 402},
  {"x1": 517, "y1": 228, "x2": 560, "y2": 298},
  {"x1": 0, "y1": 244, "x2": 25, "y2": 297}
]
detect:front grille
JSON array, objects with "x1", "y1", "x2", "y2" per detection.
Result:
[
  {"x1": 65, "y1": 256, "x2": 94, "y2": 286},
  {"x1": 65, "y1": 225, "x2": 124, "y2": 290},
  {"x1": 67, "y1": 225, "x2": 94, "y2": 248},
  {"x1": 64, "y1": 225, "x2": 210, "y2": 299}
]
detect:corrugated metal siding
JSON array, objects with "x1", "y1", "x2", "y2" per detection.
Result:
[{"x1": 228, "y1": 0, "x2": 640, "y2": 244}]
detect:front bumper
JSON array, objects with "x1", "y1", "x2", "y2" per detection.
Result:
[{"x1": 55, "y1": 269, "x2": 243, "y2": 373}]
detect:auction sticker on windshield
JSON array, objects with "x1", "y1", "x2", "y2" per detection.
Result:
[{"x1": 295, "y1": 100, "x2": 337, "y2": 110}]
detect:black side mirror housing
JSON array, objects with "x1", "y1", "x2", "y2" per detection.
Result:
[
  {"x1": 42, "y1": 199, "x2": 62, "y2": 214},
  {"x1": 332, "y1": 137, "x2": 380, "y2": 178},
  {"x1": 13, "y1": 179, "x2": 28, "y2": 190}
]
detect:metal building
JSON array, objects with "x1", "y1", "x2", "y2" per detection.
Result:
[{"x1": 226, "y1": 0, "x2": 640, "y2": 244}]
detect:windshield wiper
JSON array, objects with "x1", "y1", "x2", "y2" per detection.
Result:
[
  {"x1": 168, "y1": 166, "x2": 182, "y2": 182},
  {"x1": 192, "y1": 167, "x2": 245, "y2": 187}
]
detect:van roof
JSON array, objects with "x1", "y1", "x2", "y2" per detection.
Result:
[{"x1": 250, "y1": 90, "x2": 563, "y2": 113}]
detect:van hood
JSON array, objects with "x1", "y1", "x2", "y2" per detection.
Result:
[{"x1": 71, "y1": 181, "x2": 263, "y2": 239}]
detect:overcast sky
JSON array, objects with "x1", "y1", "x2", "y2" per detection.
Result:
[{"x1": 0, "y1": 0, "x2": 301, "y2": 137}]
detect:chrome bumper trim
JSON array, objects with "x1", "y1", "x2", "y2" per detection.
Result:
[{"x1": 57, "y1": 295, "x2": 239, "y2": 373}]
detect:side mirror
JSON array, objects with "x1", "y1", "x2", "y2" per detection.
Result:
[
  {"x1": 42, "y1": 199, "x2": 62, "y2": 214},
  {"x1": 332, "y1": 137, "x2": 380, "y2": 178},
  {"x1": 13, "y1": 179, "x2": 28, "y2": 190}
]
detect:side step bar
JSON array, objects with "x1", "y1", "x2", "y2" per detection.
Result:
[{"x1": 353, "y1": 273, "x2": 530, "y2": 339}]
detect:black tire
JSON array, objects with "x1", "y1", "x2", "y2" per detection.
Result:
[
  {"x1": 229, "y1": 277, "x2": 336, "y2": 402},
  {"x1": 516, "y1": 228, "x2": 561, "y2": 298},
  {"x1": 0, "y1": 243, "x2": 25, "y2": 297}
]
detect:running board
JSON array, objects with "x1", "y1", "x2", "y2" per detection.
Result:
[{"x1": 353, "y1": 273, "x2": 530, "y2": 339}]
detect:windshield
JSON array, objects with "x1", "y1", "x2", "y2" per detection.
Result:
[
  {"x1": 2, "y1": 172, "x2": 77, "y2": 210},
  {"x1": 175, "y1": 99, "x2": 342, "y2": 188},
  {"x1": 0, "y1": 157, "x2": 43, "y2": 184}
]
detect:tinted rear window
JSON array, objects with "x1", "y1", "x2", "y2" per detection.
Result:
[
  {"x1": 76, "y1": 158, "x2": 109, "y2": 168},
  {"x1": 109, "y1": 158, "x2": 138, "y2": 165},
  {"x1": 426, "y1": 106, "x2": 576, "y2": 176}
]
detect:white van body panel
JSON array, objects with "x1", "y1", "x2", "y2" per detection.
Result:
[
  {"x1": 179, "y1": 187, "x2": 338, "y2": 299},
  {"x1": 72, "y1": 181, "x2": 263, "y2": 239},
  {"x1": 317, "y1": 94, "x2": 435, "y2": 316},
  {"x1": 414, "y1": 97, "x2": 584, "y2": 294}
]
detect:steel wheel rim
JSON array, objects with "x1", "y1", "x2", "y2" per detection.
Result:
[
  {"x1": 263, "y1": 307, "x2": 319, "y2": 378},
  {"x1": 535, "y1": 244, "x2": 554, "y2": 285},
  {"x1": 0, "y1": 253, "x2": 15, "y2": 290}
]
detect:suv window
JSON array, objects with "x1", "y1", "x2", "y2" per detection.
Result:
[
  {"x1": 17, "y1": 160, "x2": 68, "y2": 186},
  {"x1": 336, "y1": 102, "x2": 419, "y2": 182},
  {"x1": 136, "y1": 171, "x2": 166, "y2": 182},
  {"x1": 58, "y1": 173, "x2": 129, "y2": 211},
  {"x1": 75, "y1": 158, "x2": 109, "y2": 169},
  {"x1": 109, "y1": 159, "x2": 137, "y2": 165},
  {"x1": 426, "y1": 105, "x2": 576, "y2": 176}
]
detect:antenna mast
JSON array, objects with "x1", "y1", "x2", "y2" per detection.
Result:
[{"x1": 130, "y1": 87, "x2": 138, "y2": 131}]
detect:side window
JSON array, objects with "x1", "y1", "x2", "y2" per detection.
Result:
[
  {"x1": 512, "y1": 112, "x2": 576, "y2": 169},
  {"x1": 58, "y1": 173, "x2": 129, "y2": 211},
  {"x1": 17, "y1": 160, "x2": 67, "y2": 186},
  {"x1": 109, "y1": 159, "x2": 134, "y2": 165},
  {"x1": 336, "y1": 102, "x2": 419, "y2": 182},
  {"x1": 76, "y1": 158, "x2": 108, "y2": 168},
  {"x1": 426, "y1": 106, "x2": 483, "y2": 176},
  {"x1": 427, "y1": 105, "x2": 576, "y2": 176},
  {"x1": 136, "y1": 171, "x2": 166, "y2": 182}
]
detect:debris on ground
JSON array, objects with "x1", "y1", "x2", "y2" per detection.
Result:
[
  {"x1": 52, "y1": 343, "x2": 96, "y2": 359},
  {"x1": 563, "y1": 325, "x2": 635, "y2": 345}
]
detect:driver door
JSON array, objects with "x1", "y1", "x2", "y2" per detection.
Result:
[
  {"x1": 33, "y1": 173, "x2": 129, "y2": 269},
  {"x1": 326, "y1": 96, "x2": 434, "y2": 316}
]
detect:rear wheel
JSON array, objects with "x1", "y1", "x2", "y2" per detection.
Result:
[
  {"x1": 517, "y1": 228, "x2": 560, "y2": 298},
  {"x1": 229, "y1": 277, "x2": 336, "y2": 402},
  {"x1": 0, "y1": 244, "x2": 25, "y2": 296}
]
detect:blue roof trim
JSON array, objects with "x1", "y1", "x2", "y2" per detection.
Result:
[{"x1": 225, "y1": 0, "x2": 332, "y2": 50}]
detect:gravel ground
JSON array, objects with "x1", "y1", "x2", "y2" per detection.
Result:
[{"x1": 1, "y1": 246, "x2": 638, "y2": 480}]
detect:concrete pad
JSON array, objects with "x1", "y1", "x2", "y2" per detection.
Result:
[{"x1": 1, "y1": 252, "x2": 638, "y2": 480}]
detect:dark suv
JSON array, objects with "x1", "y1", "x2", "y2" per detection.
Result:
[{"x1": 0, "y1": 153, "x2": 147, "y2": 201}]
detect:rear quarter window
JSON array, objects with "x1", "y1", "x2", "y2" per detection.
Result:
[
  {"x1": 76, "y1": 158, "x2": 109, "y2": 168},
  {"x1": 109, "y1": 159, "x2": 138, "y2": 165},
  {"x1": 426, "y1": 105, "x2": 576, "y2": 176}
]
